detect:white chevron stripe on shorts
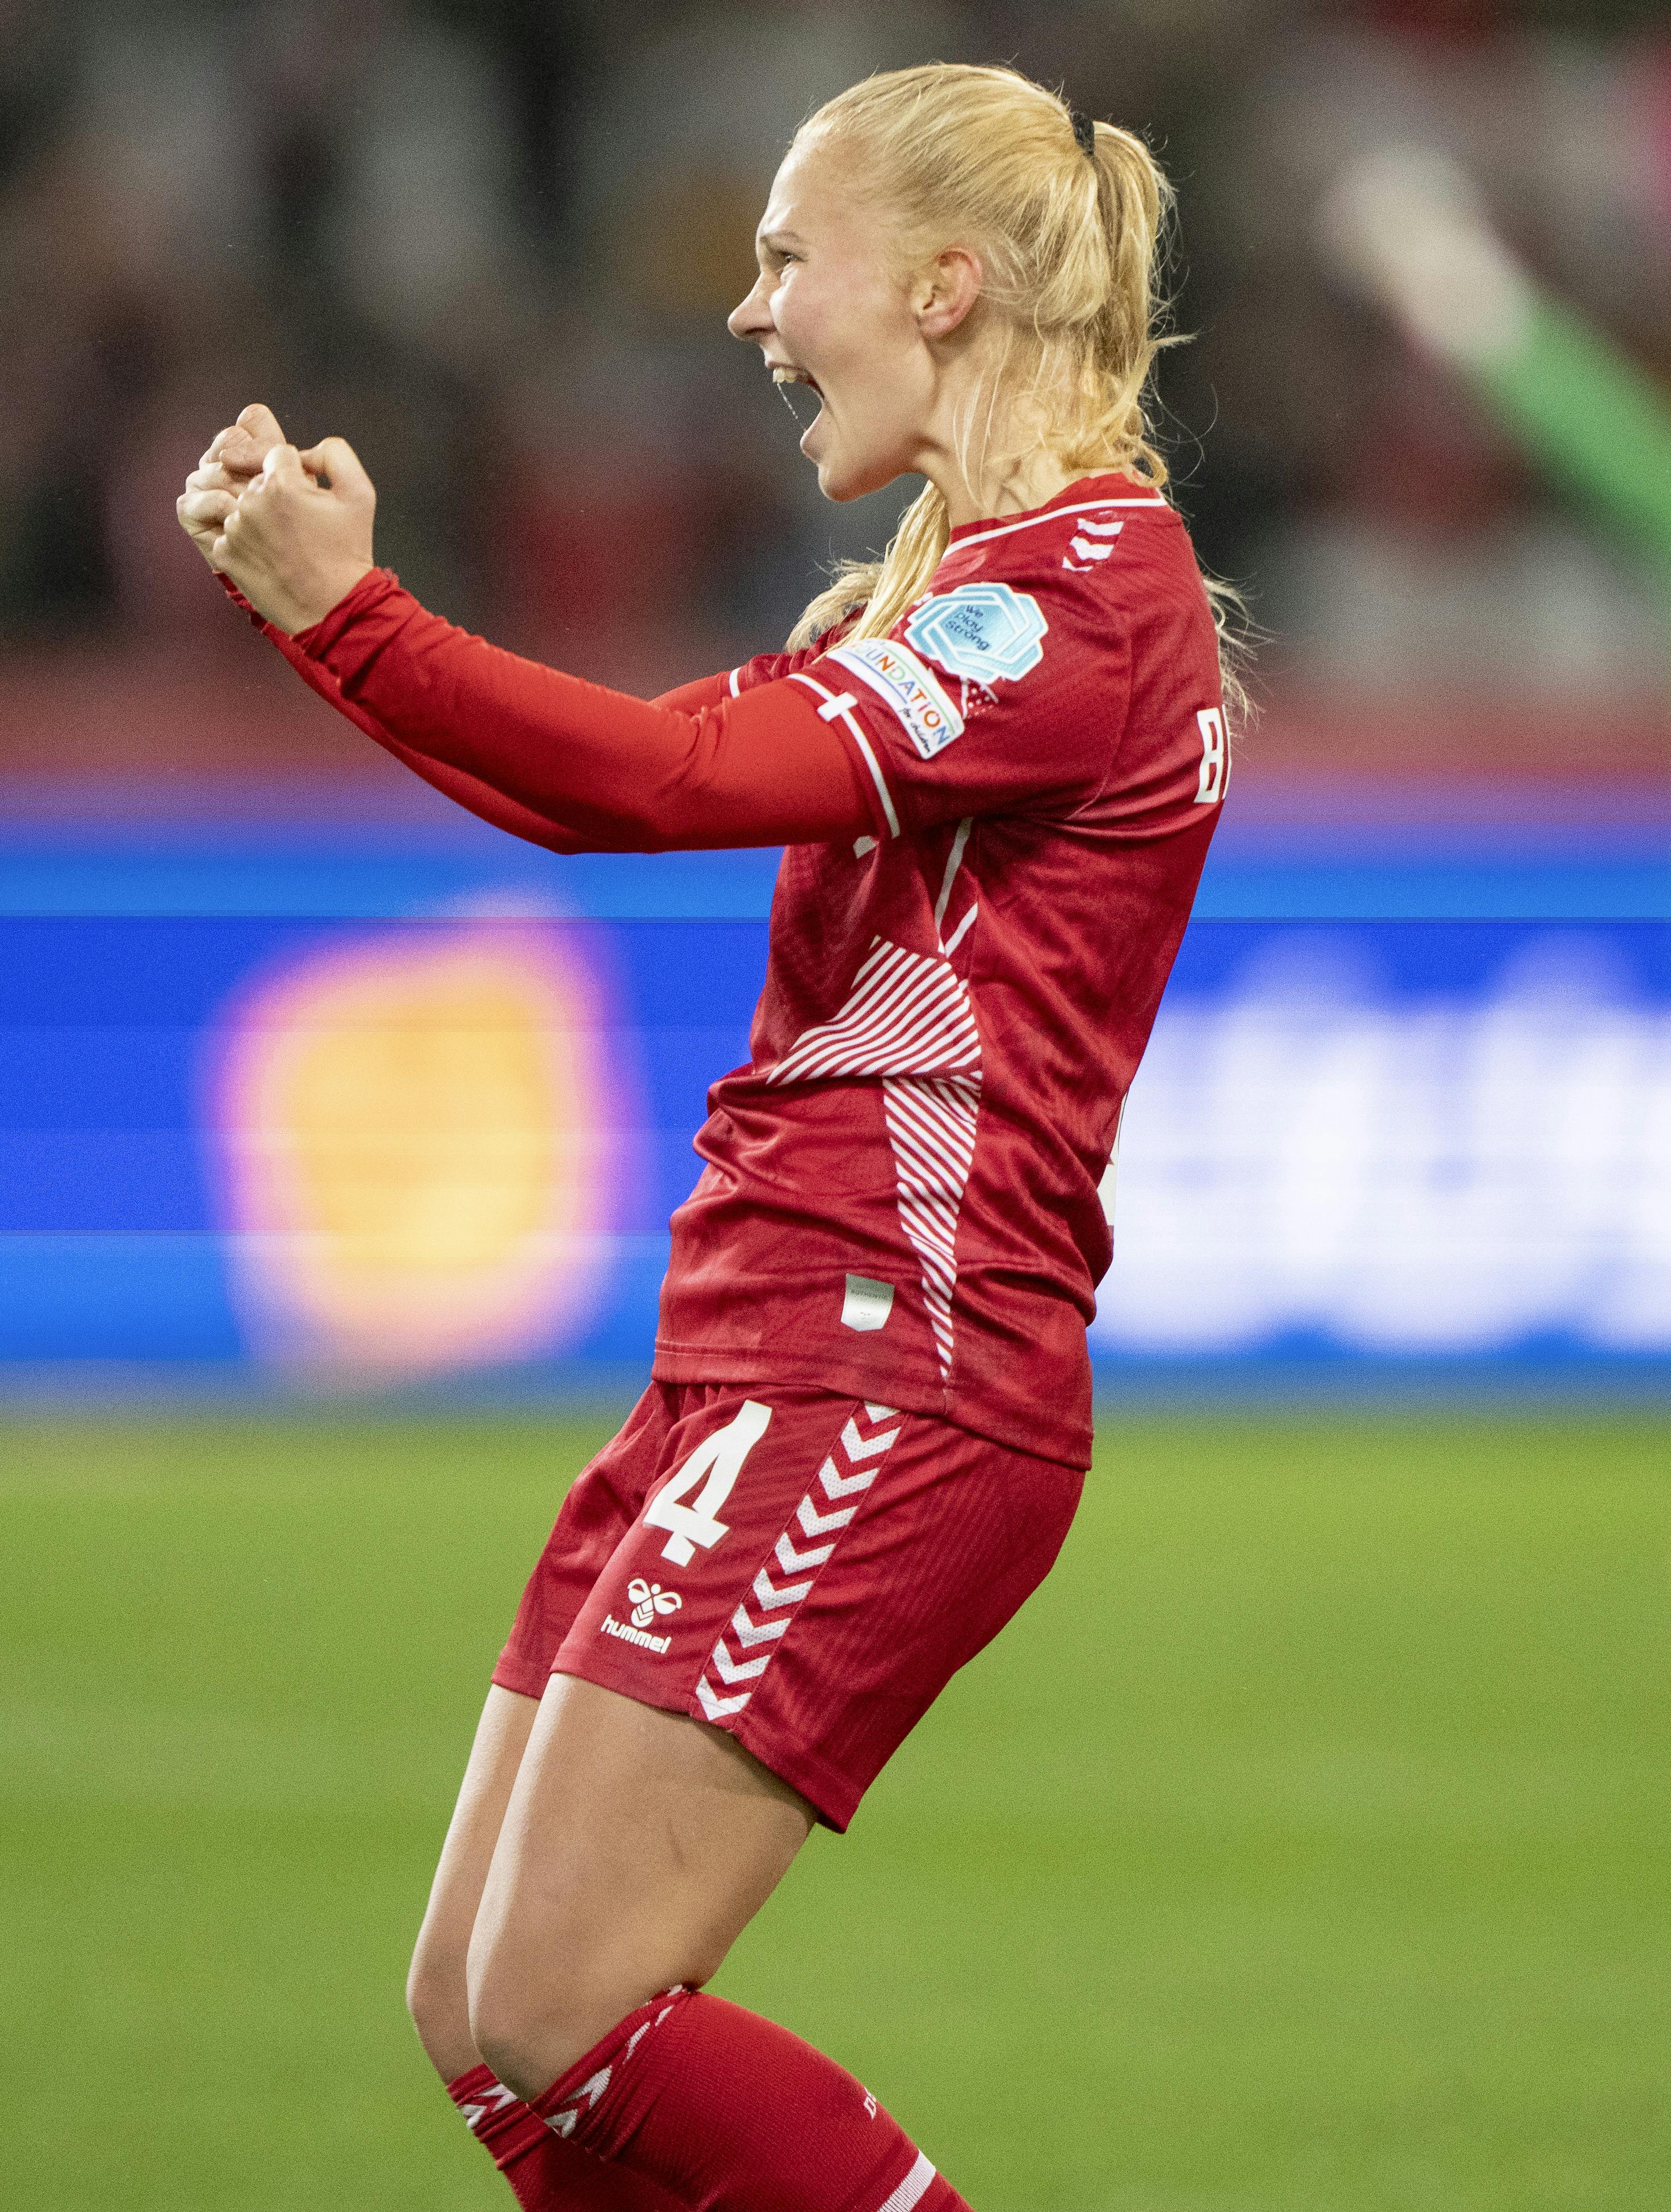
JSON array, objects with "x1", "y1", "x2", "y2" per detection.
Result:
[
  {"x1": 543, "y1": 2062, "x2": 613, "y2": 2137},
  {"x1": 692, "y1": 1404, "x2": 903, "y2": 1728},
  {"x1": 873, "y1": 2151, "x2": 937, "y2": 2212},
  {"x1": 694, "y1": 1678, "x2": 750, "y2": 1721}
]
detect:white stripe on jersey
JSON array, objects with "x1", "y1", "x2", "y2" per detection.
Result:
[
  {"x1": 941, "y1": 901, "x2": 978, "y2": 957},
  {"x1": 788, "y1": 671, "x2": 901, "y2": 837},
  {"x1": 933, "y1": 816, "x2": 973, "y2": 933},
  {"x1": 769, "y1": 935, "x2": 982, "y2": 1379},
  {"x1": 888, "y1": 1093, "x2": 977, "y2": 1375},
  {"x1": 767, "y1": 938, "x2": 979, "y2": 1085}
]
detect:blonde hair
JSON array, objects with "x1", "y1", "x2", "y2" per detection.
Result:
[{"x1": 783, "y1": 63, "x2": 1250, "y2": 719}]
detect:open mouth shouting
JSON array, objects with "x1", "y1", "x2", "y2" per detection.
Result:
[{"x1": 769, "y1": 363, "x2": 825, "y2": 443}]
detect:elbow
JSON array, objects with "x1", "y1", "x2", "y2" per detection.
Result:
[
  {"x1": 629, "y1": 799, "x2": 718, "y2": 851},
  {"x1": 560, "y1": 781, "x2": 724, "y2": 853},
  {"x1": 531, "y1": 798, "x2": 691, "y2": 854}
]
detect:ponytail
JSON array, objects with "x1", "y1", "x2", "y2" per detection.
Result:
[{"x1": 783, "y1": 64, "x2": 1251, "y2": 723}]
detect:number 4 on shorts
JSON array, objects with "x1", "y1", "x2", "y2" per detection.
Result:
[{"x1": 644, "y1": 1400, "x2": 773, "y2": 1566}]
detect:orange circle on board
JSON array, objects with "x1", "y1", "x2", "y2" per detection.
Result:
[{"x1": 210, "y1": 922, "x2": 623, "y2": 1380}]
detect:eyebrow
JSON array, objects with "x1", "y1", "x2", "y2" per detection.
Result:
[{"x1": 757, "y1": 229, "x2": 806, "y2": 253}]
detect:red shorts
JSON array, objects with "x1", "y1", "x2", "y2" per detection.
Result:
[{"x1": 493, "y1": 1382, "x2": 1083, "y2": 1830}]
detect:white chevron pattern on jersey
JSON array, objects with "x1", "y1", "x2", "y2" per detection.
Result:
[
  {"x1": 767, "y1": 936, "x2": 979, "y2": 1085},
  {"x1": 1063, "y1": 514, "x2": 1126, "y2": 573},
  {"x1": 883, "y1": 1073, "x2": 981, "y2": 1377},
  {"x1": 767, "y1": 935, "x2": 983, "y2": 1380},
  {"x1": 693, "y1": 1404, "x2": 902, "y2": 1727}
]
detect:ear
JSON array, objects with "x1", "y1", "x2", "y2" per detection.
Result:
[{"x1": 914, "y1": 246, "x2": 983, "y2": 341}]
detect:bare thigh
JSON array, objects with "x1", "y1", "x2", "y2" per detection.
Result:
[
  {"x1": 467, "y1": 1671, "x2": 815, "y2": 2101},
  {"x1": 407, "y1": 1683, "x2": 539, "y2": 2081}
]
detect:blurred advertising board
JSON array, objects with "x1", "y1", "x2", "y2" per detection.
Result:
[
  {"x1": 1092, "y1": 919, "x2": 1669, "y2": 1377},
  {"x1": 1, "y1": 822, "x2": 1665, "y2": 1394}
]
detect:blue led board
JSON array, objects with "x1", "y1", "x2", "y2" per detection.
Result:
[{"x1": 2, "y1": 895, "x2": 1665, "y2": 1392}]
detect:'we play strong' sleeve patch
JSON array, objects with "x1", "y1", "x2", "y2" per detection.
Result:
[
  {"x1": 903, "y1": 581, "x2": 1049, "y2": 684},
  {"x1": 820, "y1": 580, "x2": 1054, "y2": 767}
]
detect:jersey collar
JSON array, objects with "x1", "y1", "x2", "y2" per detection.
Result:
[{"x1": 944, "y1": 471, "x2": 1164, "y2": 543}]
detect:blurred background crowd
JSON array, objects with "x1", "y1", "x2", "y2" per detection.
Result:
[{"x1": 3, "y1": 0, "x2": 1669, "y2": 777}]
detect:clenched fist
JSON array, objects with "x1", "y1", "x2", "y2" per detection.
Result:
[{"x1": 175, "y1": 402, "x2": 376, "y2": 634}]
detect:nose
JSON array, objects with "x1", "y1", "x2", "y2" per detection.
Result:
[{"x1": 727, "y1": 273, "x2": 772, "y2": 342}]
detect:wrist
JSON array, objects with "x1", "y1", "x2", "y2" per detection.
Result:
[
  {"x1": 265, "y1": 560, "x2": 377, "y2": 637},
  {"x1": 291, "y1": 565, "x2": 401, "y2": 657}
]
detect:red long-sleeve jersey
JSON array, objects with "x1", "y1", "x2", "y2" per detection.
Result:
[{"x1": 238, "y1": 471, "x2": 1226, "y2": 1465}]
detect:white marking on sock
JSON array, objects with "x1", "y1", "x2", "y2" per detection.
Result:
[{"x1": 873, "y1": 2150, "x2": 937, "y2": 2212}]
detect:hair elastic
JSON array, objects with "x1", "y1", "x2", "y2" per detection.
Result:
[{"x1": 1069, "y1": 108, "x2": 1096, "y2": 158}]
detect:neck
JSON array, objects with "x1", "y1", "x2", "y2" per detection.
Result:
[
  {"x1": 912, "y1": 345, "x2": 1079, "y2": 527},
  {"x1": 932, "y1": 452, "x2": 1077, "y2": 529}
]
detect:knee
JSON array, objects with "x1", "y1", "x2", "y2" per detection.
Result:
[
  {"x1": 467, "y1": 1983, "x2": 561, "y2": 2107},
  {"x1": 406, "y1": 1928, "x2": 476, "y2": 2082},
  {"x1": 466, "y1": 1926, "x2": 603, "y2": 2104},
  {"x1": 405, "y1": 1945, "x2": 455, "y2": 2039}
]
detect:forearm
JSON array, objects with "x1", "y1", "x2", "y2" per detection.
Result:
[
  {"x1": 286, "y1": 572, "x2": 873, "y2": 852},
  {"x1": 221, "y1": 575, "x2": 593, "y2": 852}
]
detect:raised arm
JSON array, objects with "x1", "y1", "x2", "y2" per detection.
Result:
[
  {"x1": 217, "y1": 574, "x2": 598, "y2": 854},
  {"x1": 177, "y1": 408, "x2": 876, "y2": 854},
  {"x1": 278, "y1": 570, "x2": 872, "y2": 852}
]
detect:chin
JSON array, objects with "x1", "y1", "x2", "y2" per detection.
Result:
[{"x1": 813, "y1": 443, "x2": 902, "y2": 505}]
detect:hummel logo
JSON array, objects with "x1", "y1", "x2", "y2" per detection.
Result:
[
  {"x1": 601, "y1": 1614, "x2": 673, "y2": 1655},
  {"x1": 628, "y1": 1577, "x2": 682, "y2": 1631},
  {"x1": 601, "y1": 1580, "x2": 682, "y2": 1657}
]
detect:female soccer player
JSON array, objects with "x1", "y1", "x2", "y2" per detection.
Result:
[{"x1": 178, "y1": 62, "x2": 1232, "y2": 2212}]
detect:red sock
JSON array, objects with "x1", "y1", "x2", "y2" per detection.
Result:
[
  {"x1": 527, "y1": 1988, "x2": 974, "y2": 2212},
  {"x1": 446, "y1": 2063, "x2": 676, "y2": 2209}
]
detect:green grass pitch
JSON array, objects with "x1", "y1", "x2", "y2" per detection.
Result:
[{"x1": 2, "y1": 1408, "x2": 1665, "y2": 2210}]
